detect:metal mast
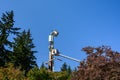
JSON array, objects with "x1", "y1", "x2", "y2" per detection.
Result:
[
  {"x1": 47, "y1": 30, "x2": 80, "y2": 72},
  {"x1": 48, "y1": 30, "x2": 59, "y2": 72}
]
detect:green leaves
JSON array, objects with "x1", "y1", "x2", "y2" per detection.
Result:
[
  {"x1": 27, "y1": 64, "x2": 72, "y2": 80},
  {"x1": 0, "y1": 63, "x2": 25, "y2": 80}
]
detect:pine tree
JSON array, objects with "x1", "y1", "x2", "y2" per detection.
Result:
[
  {"x1": 12, "y1": 29, "x2": 37, "y2": 74},
  {"x1": 61, "y1": 62, "x2": 68, "y2": 71},
  {"x1": 67, "y1": 65, "x2": 72, "y2": 75},
  {"x1": 40, "y1": 62, "x2": 47, "y2": 70},
  {"x1": 0, "y1": 11, "x2": 20, "y2": 66}
]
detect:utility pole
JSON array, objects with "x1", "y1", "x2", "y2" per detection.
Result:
[
  {"x1": 48, "y1": 30, "x2": 59, "y2": 72},
  {"x1": 47, "y1": 30, "x2": 80, "y2": 72}
]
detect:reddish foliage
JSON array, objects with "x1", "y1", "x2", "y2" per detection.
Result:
[{"x1": 72, "y1": 46, "x2": 120, "y2": 80}]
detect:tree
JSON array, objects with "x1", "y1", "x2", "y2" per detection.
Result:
[
  {"x1": 12, "y1": 29, "x2": 37, "y2": 74},
  {"x1": 0, "y1": 11, "x2": 20, "y2": 66},
  {"x1": 61, "y1": 62, "x2": 68, "y2": 71},
  {"x1": 40, "y1": 62, "x2": 47, "y2": 70},
  {"x1": 27, "y1": 63, "x2": 73, "y2": 80},
  {"x1": 72, "y1": 46, "x2": 120, "y2": 80},
  {"x1": 52, "y1": 71, "x2": 70, "y2": 80},
  {"x1": 27, "y1": 67, "x2": 41, "y2": 80},
  {"x1": 60, "y1": 62, "x2": 72, "y2": 80},
  {"x1": 67, "y1": 65, "x2": 72, "y2": 76},
  {"x1": 27, "y1": 66, "x2": 53, "y2": 80},
  {"x1": 0, "y1": 63, "x2": 25, "y2": 80}
]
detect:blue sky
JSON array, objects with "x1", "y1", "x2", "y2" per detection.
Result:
[{"x1": 0, "y1": 0, "x2": 120, "y2": 71}]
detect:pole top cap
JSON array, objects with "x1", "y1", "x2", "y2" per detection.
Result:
[{"x1": 50, "y1": 30, "x2": 59, "y2": 37}]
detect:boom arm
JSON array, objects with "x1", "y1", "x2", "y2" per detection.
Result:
[
  {"x1": 51, "y1": 49, "x2": 81, "y2": 62},
  {"x1": 58, "y1": 53, "x2": 80, "y2": 62}
]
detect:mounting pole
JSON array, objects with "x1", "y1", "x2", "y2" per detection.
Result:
[{"x1": 48, "y1": 30, "x2": 59, "y2": 72}]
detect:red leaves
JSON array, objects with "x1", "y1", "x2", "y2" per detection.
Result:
[{"x1": 72, "y1": 46, "x2": 120, "y2": 80}]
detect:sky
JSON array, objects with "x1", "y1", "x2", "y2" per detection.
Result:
[{"x1": 0, "y1": 0, "x2": 120, "y2": 71}]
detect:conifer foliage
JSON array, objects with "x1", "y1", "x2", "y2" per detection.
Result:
[
  {"x1": 0, "y1": 11, "x2": 37, "y2": 75},
  {"x1": 12, "y1": 29, "x2": 37, "y2": 73},
  {"x1": 0, "y1": 11, "x2": 20, "y2": 66}
]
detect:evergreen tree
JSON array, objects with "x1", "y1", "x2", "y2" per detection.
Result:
[
  {"x1": 0, "y1": 11, "x2": 20, "y2": 66},
  {"x1": 12, "y1": 29, "x2": 37, "y2": 74},
  {"x1": 40, "y1": 62, "x2": 47, "y2": 69},
  {"x1": 67, "y1": 65, "x2": 72, "y2": 75},
  {"x1": 61, "y1": 62, "x2": 68, "y2": 71}
]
